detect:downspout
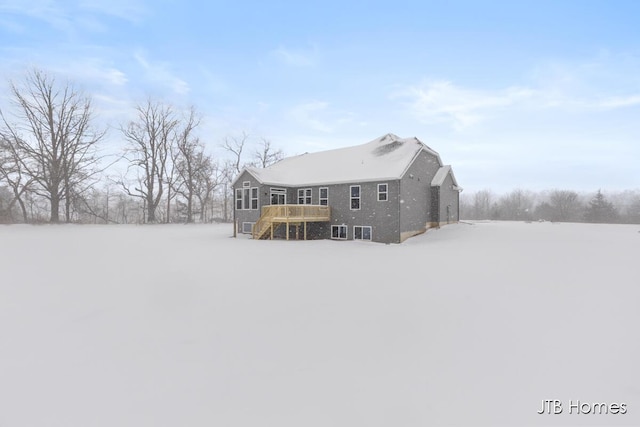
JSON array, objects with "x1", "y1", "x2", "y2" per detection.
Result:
[{"x1": 397, "y1": 179, "x2": 402, "y2": 243}]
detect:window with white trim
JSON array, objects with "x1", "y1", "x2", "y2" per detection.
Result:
[
  {"x1": 251, "y1": 188, "x2": 258, "y2": 210},
  {"x1": 297, "y1": 188, "x2": 312, "y2": 205},
  {"x1": 236, "y1": 187, "x2": 258, "y2": 210},
  {"x1": 354, "y1": 226, "x2": 372, "y2": 241},
  {"x1": 235, "y1": 188, "x2": 242, "y2": 210},
  {"x1": 270, "y1": 188, "x2": 286, "y2": 205},
  {"x1": 378, "y1": 183, "x2": 388, "y2": 201},
  {"x1": 243, "y1": 188, "x2": 251, "y2": 210},
  {"x1": 350, "y1": 185, "x2": 360, "y2": 210},
  {"x1": 331, "y1": 225, "x2": 347, "y2": 240},
  {"x1": 319, "y1": 187, "x2": 328, "y2": 206},
  {"x1": 242, "y1": 222, "x2": 255, "y2": 234}
]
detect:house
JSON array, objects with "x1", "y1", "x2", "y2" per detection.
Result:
[{"x1": 232, "y1": 133, "x2": 462, "y2": 243}]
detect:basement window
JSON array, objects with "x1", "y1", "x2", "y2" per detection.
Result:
[
  {"x1": 354, "y1": 225, "x2": 372, "y2": 241},
  {"x1": 331, "y1": 225, "x2": 347, "y2": 240}
]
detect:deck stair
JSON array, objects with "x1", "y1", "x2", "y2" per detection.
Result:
[{"x1": 253, "y1": 205, "x2": 331, "y2": 240}]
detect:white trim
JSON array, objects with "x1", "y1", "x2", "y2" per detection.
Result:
[
  {"x1": 250, "y1": 187, "x2": 259, "y2": 210},
  {"x1": 331, "y1": 224, "x2": 347, "y2": 240},
  {"x1": 242, "y1": 181, "x2": 251, "y2": 187},
  {"x1": 297, "y1": 188, "x2": 312, "y2": 205},
  {"x1": 235, "y1": 188, "x2": 243, "y2": 210},
  {"x1": 242, "y1": 187, "x2": 250, "y2": 210},
  {"x1": 319, "y1": 187, "x2": 328, "y2": 206},
  {"x1": 270, "y1": 188, "x2": 287, "y2": 205},
  {"x1": 353, "y1": 225, "x2": 372, "y2": 241},
  {"x1": 350, "y1": 185, "x2": 361, "y2": 210},
  {"x1": 377, "y1": 183, "x2": 388, "y2": 201},
  {"x1": 242, "y1": 222, "x2": 255, "y2": 234}
]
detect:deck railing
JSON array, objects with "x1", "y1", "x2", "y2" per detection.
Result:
[{"x1": 253, "y1": 204, "x2": 331, "y2": 239}]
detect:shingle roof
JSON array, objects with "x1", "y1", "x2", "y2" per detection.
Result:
[
  {"x1": 431, "y1": 165, "x2": 462, "y2": 191},
  {"x1": 239, "y1": 133, "x2": 442, "y2": 186}
]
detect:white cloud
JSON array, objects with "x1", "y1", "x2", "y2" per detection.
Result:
[
  {"x1": 134, "y1": 51, "x2": 189, "y2": 95},
  {"x1": 393, "y1": 80, "x2": 534, "y2": 129},
  {"x1": 272, "y1": 46, "x2": 317, "y2": 67},
  {"x1": 56, "y1": 58, "x2": 128, "y2": 87},
  {"x1": 595, "y1": 94, "x2": 640, "y2": 109},
  {"x1": 288, "y1": 101, "x2": 333, "y2": 132},
  {"x1": 78, "y1": 0, "x2": 147, "y2": 23},
  {"x1": 395, "y1": 56, "x2": 640, "y2": 131}
]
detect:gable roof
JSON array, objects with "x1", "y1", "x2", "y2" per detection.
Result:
[
  {"x1": 431, "y1": 165, "x2": 463, "y2": 191},
  {"x1": 236, "y1": 133, "x2": 442, "y2": 187}
]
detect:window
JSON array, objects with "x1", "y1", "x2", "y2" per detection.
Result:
[
  {"x1": 354, "y1": 226, "x2": 372, "y2": 241},
  {"x1": 319, "y1": 187, "x2": 328, "y2": 206},
  {"x1": 251, "y1": 188, "x2": 258, "y2": 210},
  {"x1": 235, "y1": 188, "x2": 242, "y2": 210},
  {"x1": 331, "y1": 225, "x2": 347, "y2": 240},
  {"x1": 242, "y1": 181, "x2": 251, "y2": 188},
  {"x1": 350, "y1": 185, "x2": 360, "y2": 210},
  {"x1": 237, "y1": 187, "x2": 258, "y2": 210},
  {"x1": 243, "y1": 188, "x2": 250, "y2": 210},
  {"x1": 378, "y1": 183, "x2": 388, "y2": 201},
  {"x1": 270, "y1": 188, "x2": 286, "y2": 205},
  {"x1": 297, "y1": 188, "x2": 312, "y2": 205},
  {"x1": 242, "y1": 222, "x2": 255, "y2": 234}
]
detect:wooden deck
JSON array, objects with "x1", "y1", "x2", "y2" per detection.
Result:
[{"x1": 253, "y1": 205, "x2": 331, "y2": 240}]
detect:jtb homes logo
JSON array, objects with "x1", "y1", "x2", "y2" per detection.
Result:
[{"x1": 538, "y1": 400, "x2": 627, "y2": 415}]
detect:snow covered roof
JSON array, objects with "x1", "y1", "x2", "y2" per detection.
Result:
[
  {"x1": 431, "y1": 165, "x2": 463, "y2": 191},
  {"x1": 238, "y1": 133, "x2": 442, "y2": 187}
]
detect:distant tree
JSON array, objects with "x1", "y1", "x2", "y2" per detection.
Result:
[
  {"x1": 498, "y1": 189, "x2": 534, "y2": 221},
  {"x1": 584, "y1": 190, "x2": 618, "y2": 223},
  {"x1": 472, "y1": 189, "x2": 493, "y2": 219},
  {"x1": 0, "y1": 135, "x2": 32, "y2": 222},
  {"x1": 533, "y1": 201, "x2": 554, "y2": 221},
  {"x1": 120, "y1": 99, "x2": 178, "y2": 223},
  {"x1": 222, "y1": 132, "x2": 249, "y2": 174},
  {"x1": 548, "y1": 189, "x2": 582, "y2": 222},
  {"x1": 626, "y1": 196, "x2": 640, "y2": 224},
  {"x1": 253, "y1": 137, "x2": 284, "y2": 168},
  {"x1": 0, "y1": 69, "x2": 104, "y2": 223}
]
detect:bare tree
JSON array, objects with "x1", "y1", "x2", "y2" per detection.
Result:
[
  {"x1": 498, "y1": 189, "x2": 535, "y2": 220},
  {"x1": 0, "y1": 135, "x2": 33, "y2": 222},
  {"x1": 472, "y1": 189, "x2": 494, "y2": 220},
  {"x1": 254, "y1": 137, "x2": 284, "y2": 168},
  {"x1": 0, "y1": 69, "x2": 104, "y2": 223},
  {"x1": 222, "y1": 131, "x2": 249, "y2": 174},
  {"x1": 548, "y1": 190, "x2": 581, "y2": 222},
  {"x1": 120, "y1": 99, "x2": 178, "y2": 223},
  {"x1": 171, "y1": 107, "x2": 204, "y2": 223}
]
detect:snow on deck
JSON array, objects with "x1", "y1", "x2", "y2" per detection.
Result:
[
  {"x1": 1, "y1": 221, "x2": 639, "y2": 426},
  {"x1": 246, "y1": 133, "x2": 440, "y2": 186}
]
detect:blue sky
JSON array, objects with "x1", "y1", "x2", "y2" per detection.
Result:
[{"x1": 1, "y1": 0, "x2": 639, "y2": 192}]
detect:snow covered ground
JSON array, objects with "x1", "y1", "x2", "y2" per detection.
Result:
[{"x1": 1, "y1": 221, "x2": 639, "y2": 426}]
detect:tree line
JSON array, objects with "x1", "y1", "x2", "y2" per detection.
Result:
[
  {"x1": 460, "y1": 188, "x2": 640, "y2": 224},
  {"x1": 0, "y1": 69, "x2": 282, "y2": 224}
]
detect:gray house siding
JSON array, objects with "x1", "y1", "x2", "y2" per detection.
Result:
[
  {"x1": 324, "y1": 180, "x2": 400, "y2": 243},
  {"x1": 233, "y1": 170, "x2": 262, "y2": 233},
  {"x1": 399, "y1": 150, "x2": 442, "y2": 241},
  {"x1": 437, "y1": 173, "x2": 460, "y2": 225}
]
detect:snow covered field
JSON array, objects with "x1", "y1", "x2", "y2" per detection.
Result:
[{"x1": 1, "y1": 221, "x2": 639, "y2": 426}]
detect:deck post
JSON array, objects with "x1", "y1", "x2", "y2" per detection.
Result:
[
  {"x1": 270, "y1": 222, "x2": 273, "y2": 240},
  {"x1": 286, "y1": 221, "x2": 289, "y2": 240},
  {"x1": 304, "y1": 221, "x2": 307, "y2": 240}
]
